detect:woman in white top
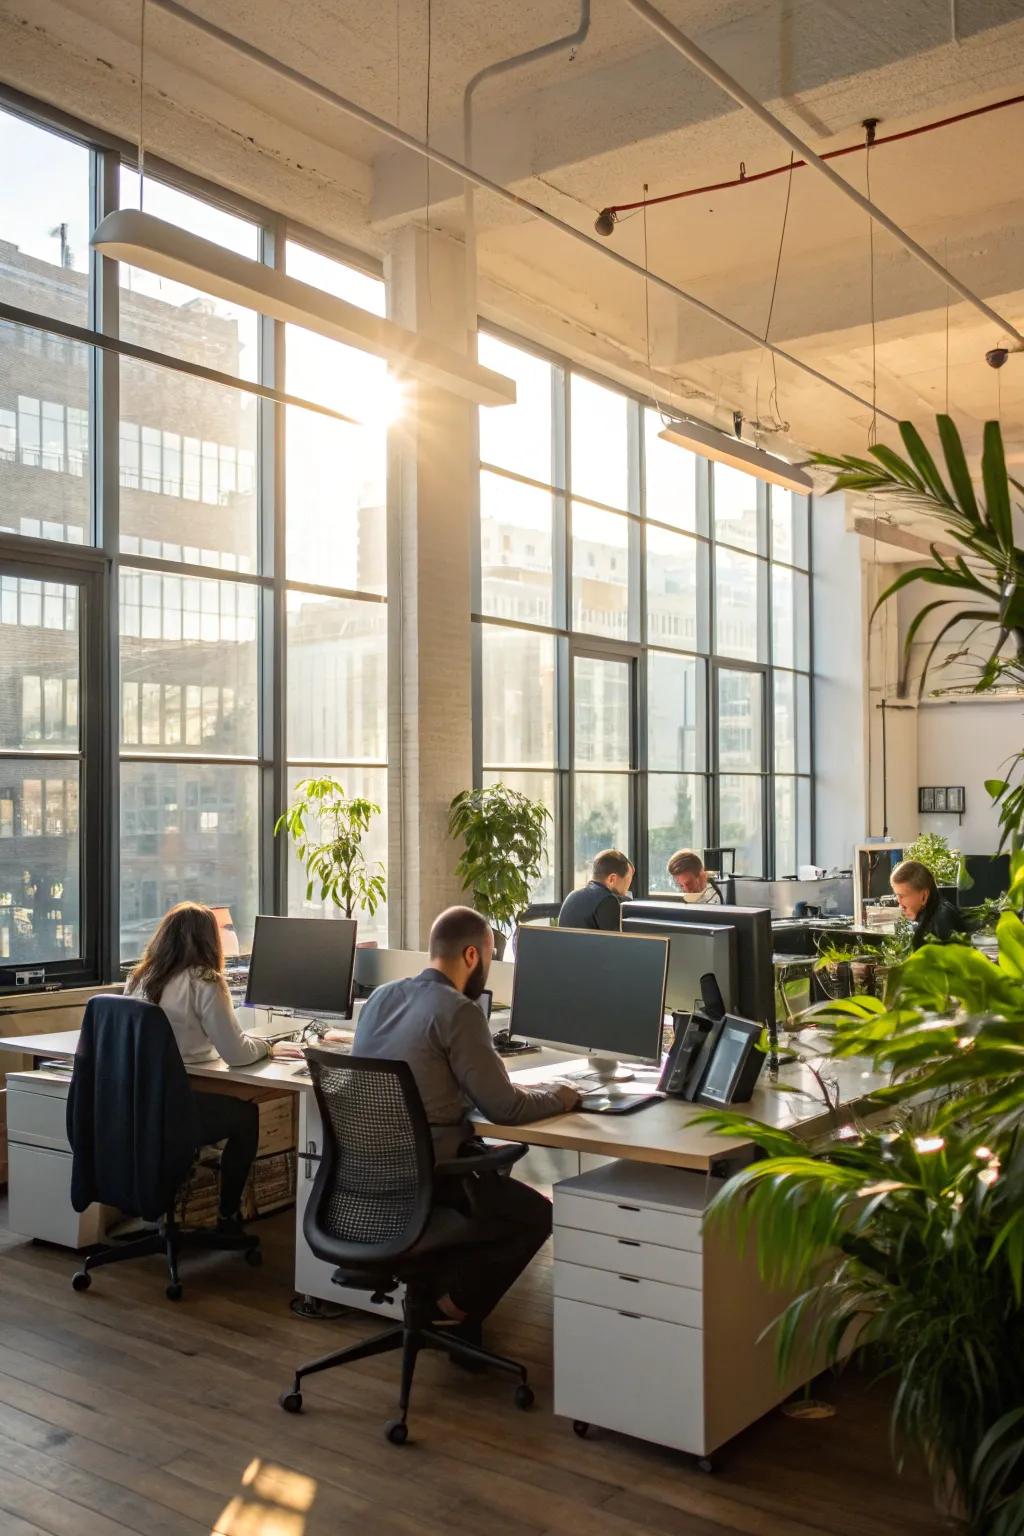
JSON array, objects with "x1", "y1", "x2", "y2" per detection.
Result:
[{"x1": 126, "y1": 902, "x2": 295, "y2": 1228}]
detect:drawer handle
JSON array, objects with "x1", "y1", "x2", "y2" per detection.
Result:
[
  {"x1": 617, "y1": 1311, "x2": 642, "y2": 1320},
  {"x1": 617, "y1": 1238, "x2": 641, "y2": 1248},
  {"x1": 616, "y1": 1204, "x2": 641, "y2": 1213},
  {"x1": 617, "y1": 1274, "x2": 639, "y2": 1284}
]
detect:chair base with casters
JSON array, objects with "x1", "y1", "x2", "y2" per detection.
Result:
[
  {"x1": 279, "y1": 1271, "x2": 533, "y2": 1443},
  {"x1": 72, "y1": 1211, "x2": 261, "y2": 1301}
]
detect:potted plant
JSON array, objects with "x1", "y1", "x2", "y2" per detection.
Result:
[
  {"x1": 904, "y1": 830, "x2": 963, "y2": 894},
  {"x1": 274, "y1": 776, "x2": 386, "y2": 925},
  {"x1": 696, "y1": 869, "x2": 1024, "y2": 1529},
  {"x1": 447, "y1": 782, "x2": 551, "y2": 958}
]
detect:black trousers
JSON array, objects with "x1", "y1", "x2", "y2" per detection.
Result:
[
  {"x1": 433, "y1": 1174, "x2": 553, "y2": 1321},
  {"x1": 192, "y1": 1089, "x2": 259, "y2": 1219}
]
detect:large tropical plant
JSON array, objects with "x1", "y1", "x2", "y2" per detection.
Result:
[
  {"x1": 448, "y1": 782, "x2": 551, "y2": 953},
  {"x1": 812, "y1": 416, "x2": 1024, "y2": 851},
  {"x1": 696, "y1": 854, "x2": 1024, "y2": 1532}
]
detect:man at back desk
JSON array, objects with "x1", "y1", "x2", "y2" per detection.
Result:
[
  {"x1": 557, "y1": 848, "x2": 634, "y2": 930},
  {"x1": 342, "y1": 906, "x2": 580, "y2": 1327}
]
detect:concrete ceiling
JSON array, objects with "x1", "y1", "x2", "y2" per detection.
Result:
[{"x1": 2, "y1": 0, "x2": 1024, "y2": 492}]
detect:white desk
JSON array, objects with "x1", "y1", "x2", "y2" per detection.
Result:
[{"x1": 1, "y1": 1025, "x2": 889, "y2": 1462}]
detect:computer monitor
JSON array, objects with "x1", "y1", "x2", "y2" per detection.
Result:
[
  {"x1": 510, "y1": 926, "x2": 668, "y2": 1078},
  {"x1": 626, "y1": 901, "x2": 775, "y2": 1029},
  {"x1": 245, "y1": 916, "x2": 357, "y2": 1017},
  {"x1": 620, "y1": 917, "x2": 735, "y2": 1014}
]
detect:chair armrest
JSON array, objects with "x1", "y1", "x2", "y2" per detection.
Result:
[{"x1": 434, "y1": 1142, "x2": 527, "y2": 1179}]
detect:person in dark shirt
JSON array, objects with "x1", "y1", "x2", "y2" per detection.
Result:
[
  {"x1": 557, "y1": 848, "x2": 634, "y2": 930},
  {"x1": 890, "y1": 859, "x2": 964, "y2": 950},
  {"x1": 345, "y1": 906, "x2": 579, "y2": 1326}
]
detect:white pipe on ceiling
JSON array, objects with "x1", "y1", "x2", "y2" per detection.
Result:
[
  {"x1": 622, "y1": 0, "x2": 1024, "y2": 351},
  {"x1": 144, "y1": 0, "x2": 901, "y2": 426}
]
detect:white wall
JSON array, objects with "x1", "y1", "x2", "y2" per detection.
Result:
[
  {"x1": 917, "y1": 701, "x2": 1021, "y2": 854},
  {"x1": 812, "y1": 492, "x2": 867, "y2": 869}
]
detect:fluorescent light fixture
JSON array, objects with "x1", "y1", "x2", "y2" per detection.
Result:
[
  {"x1": 92, "y1": 210, "x2": 516, "y2": 408},
  {"x1": 658, "y1": 417, "x2": 813, "y2": 493}
]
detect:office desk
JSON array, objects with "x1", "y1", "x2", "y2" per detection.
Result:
[{"x1": 1, "y1": 1026, "x2": 889, "y2": 1463}]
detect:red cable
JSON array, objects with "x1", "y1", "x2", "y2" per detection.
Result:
[{"x1": 601, "y1": 92, "x2": 1024, "y2": 218}]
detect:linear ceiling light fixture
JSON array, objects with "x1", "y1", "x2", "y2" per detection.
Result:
[
  {"x1": 91, "y1": 210, "x2": 516, "y2": 407},
  {"x1": 658, "y1": 416, "x2": 813, "y2": 493}
]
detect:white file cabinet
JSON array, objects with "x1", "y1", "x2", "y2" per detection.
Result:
[
  {"x1": 6, "y1": 1071, "x2": 112, "y2": 1249},
  {"x1": 553, "y1": 1160, "x2": 800, "y2": 1461},
  {"x1": 294, "y1": 1087, "x2": 404, "y2": 1319}
]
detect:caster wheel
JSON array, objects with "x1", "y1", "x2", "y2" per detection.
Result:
[
  {"x1": 697, "y1": 1457, "x2": 714, "y2": 1475},
  {"x1": 71, "y1": 1271, "x2": 91, "y2": 1292},
  {"x1": 244, "y1": 1247, "x2": 262, "y2": 1267},
  {"x1": 165, "y1": 1282, "x2": 183, "y2": 1301},
  {"x1": 279, "y1": 1391, "x2": 303, "y2": 1414},
  {"x1": 573, "y1": 1420, "x2": 590, "y2": 1439},
  {"x1": 514, "y1": 1384, "x2": 535, "y2": 1411},
  {"x1": 385, "y1": 1419, "x2": 409, "y2": 1445}
]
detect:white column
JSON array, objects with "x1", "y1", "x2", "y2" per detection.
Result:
[{"x1": 385, "y1": 226, "x2": 477, "y2": 947}]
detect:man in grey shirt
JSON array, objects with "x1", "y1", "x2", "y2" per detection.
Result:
[{"x1": 350, "y1": 906, "x2": 578, "y2": 1325}]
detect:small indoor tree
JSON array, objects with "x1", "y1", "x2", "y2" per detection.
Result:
[
  {"x1": 274, "y1": 776, "x2": 386, "y2": 922},
  {"x1": 447, "y1": 782, "x2": 551, "y2": 957}
]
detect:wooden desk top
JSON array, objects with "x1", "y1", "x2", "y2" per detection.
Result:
[{"x1": 0, "y1": 1029, "x2": 887, "y2": 1172}]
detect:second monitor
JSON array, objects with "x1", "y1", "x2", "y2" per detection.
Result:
[
  {"x1": 626, "y1": 901, "x2": 775, "y2": 1029},
  {"x1": 620, "y1": 915, "x2": 736, "y2": 1015},
  {"x1": 510, "y1": 925, "x2": 669, "y2": 1079},
  {"x1": 245, "y1": 915, "x2": 358, "y2": 1018}
]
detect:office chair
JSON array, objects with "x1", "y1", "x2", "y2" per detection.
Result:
[
  {"x1": 67, "y1": 994, "x2": 261, "y2": 1301},
  {"x1": 280, "y1": 1050, "x2": 534, "y2": 1444}
]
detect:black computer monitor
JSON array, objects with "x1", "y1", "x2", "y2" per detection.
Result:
[
  {"x1": 620, "y1": 916, "x2": 736, "y2": 1014},
  {"x1": 626, "y1": 901, "x2": 775, "y2": 1028},
  {"x1": 510, "y1": 926, "x2": 668, "y2": 1068},
  {"x1": 245, "y1": 916, "x2": 357, "y2": 1017}
]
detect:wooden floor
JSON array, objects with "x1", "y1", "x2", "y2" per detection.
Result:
[{"x1": 0, "y1": 1201, "x2": 945, "y2": 1536}]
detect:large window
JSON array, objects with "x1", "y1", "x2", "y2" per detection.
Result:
[
  {"x1": 475, "y1": 332, "x2": 813, "y2": 899},
  {"x1": 0, "y1": 103, "x2": 389, "y2": 976}
]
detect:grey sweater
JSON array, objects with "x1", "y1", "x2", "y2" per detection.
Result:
[{"x1": 352, "y1": 968, "x2": 567, "y2": 1160}]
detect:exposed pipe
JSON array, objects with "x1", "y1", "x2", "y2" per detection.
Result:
[
  {"x1": 622, "y1": 0, "x2": 1024, "y2": 351},
  {"x1": 145, "y1": 0, "x2": 900, "y2": 426},
  {"x1": 462, "y1": 4, "x2": 592, "y2": 345},
  {"x1": 598, "y1": 91, "x2": 1024, "y2": 221}
]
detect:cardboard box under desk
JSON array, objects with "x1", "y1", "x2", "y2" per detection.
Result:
[{"x1": 190, "y1": 1080, "x2": 298, "y2": 1157}]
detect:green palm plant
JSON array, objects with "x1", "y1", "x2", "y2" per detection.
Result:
[
  {"x1": 812, "y1": 416, "x2": 1024, "y2": 851},
  {"x1": 448, "y1": 782, "x2": 551, "y2": 955},
  {"x1": 696, "y1": 854, "x2": 1024, "y2": 1531}
]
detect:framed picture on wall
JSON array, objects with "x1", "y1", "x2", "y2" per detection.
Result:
[
  {"x1": 948, "y1": 786, "x2": 966, "y2": 813},
  {"x1": 919, "y1": 787, "x2": 935, "y2": 812},
  {"x1": 933, "y1": 788, "x2": 948, "y2": 812}
]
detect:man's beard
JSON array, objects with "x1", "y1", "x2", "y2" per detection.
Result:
[{"x1": 463, "y1": 955, "x2": 489, "y2": 1000}]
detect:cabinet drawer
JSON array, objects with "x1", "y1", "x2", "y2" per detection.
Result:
[
  {"x1": 554, "y1": 1260, "x2": 702, "y2": 1328},
  {"x1": 555, "y1": 1224, "x2": 702, "y2": 1288},
  {"x1": 554, "y1": 1298, "x2": 705, "y2": 1455},
  {"x1": 7, "y1": 1143, "x2": 107, "y2": 1249},
  {"x1": 554, "y1": 1189, "x2": 702, "y2": 1251},
  {"x1": 7, "y1": 1083, "x2": 71, "y2": 1151}
]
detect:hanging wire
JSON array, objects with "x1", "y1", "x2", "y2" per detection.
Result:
[
  {"x1": 759, "y1": 151, "x2": 795, "y2": 435},
  {"x1": 944, "y1": 237, "x2": 951, "y2": 415},
  {"x1": 865, "y1": 128, "x2": 878, "y2": 447},
  {"x1": 138, "y1": 0, "x2": 148, "y2": 205},
  {"x1": 424, "y1": 0, "x2": 433, "y2": 299},
  {"x1": 640, "y1": 185, "x2": 660, "y2": 416}
]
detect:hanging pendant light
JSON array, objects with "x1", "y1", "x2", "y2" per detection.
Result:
[{"x1": 658, "y1": 417, "x2": 812, "y2": 493}]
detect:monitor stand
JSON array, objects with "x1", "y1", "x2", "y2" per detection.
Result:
[{"x1": 587, "y1": 1054, "x2": 636, "y2": 1084}]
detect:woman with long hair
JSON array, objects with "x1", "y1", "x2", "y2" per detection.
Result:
[{"x1": 126, "y1": 902, "x2": 294, "y2": 1230}]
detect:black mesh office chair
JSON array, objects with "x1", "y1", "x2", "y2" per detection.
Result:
[
  {"x1": 280, "y1": 1049, "x2": 534, "y2": 1444},
  {"x1": 67, "y1": 994, "x2": 261, "y2": 1300}
]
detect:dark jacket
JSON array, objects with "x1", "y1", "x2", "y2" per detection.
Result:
[
  {"x1": 67, "y1": 994, "x2": 200, "y2": 1221},
  {"x1": 911, "y1": 893, "x2": 964, "y2": 950},
  {"x1": 557, "y1": 880, "x2": 623, "y2": 932}
]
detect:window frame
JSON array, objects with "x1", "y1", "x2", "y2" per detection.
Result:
[
  {"x1": 473, "y1": 323, "x2": 815, "y2": 897},
  {"x1": 0, "y1": 88, "x2": 390, "y2": 983}
]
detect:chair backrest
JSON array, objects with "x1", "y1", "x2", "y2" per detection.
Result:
[
  {"x1": 304, "y1": 1050, "x2": 435, "y2": 1266},
  {"x1": 68, "y1": 994, "x2": 199, "y2": 1220}
]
